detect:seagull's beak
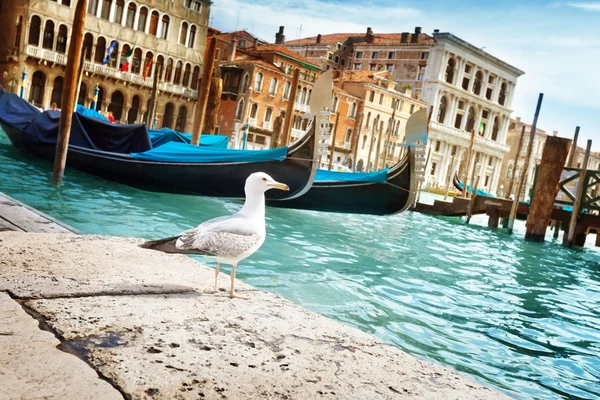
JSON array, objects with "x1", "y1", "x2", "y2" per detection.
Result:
[{"x1": 268, "y1": 180, "x2": 289, "y2": 191}]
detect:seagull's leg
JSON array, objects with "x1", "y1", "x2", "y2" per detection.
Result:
[
  {"x1": 214, "y1": 261, "x2": 220, "y2": 292},
  {"x1": 229, "y1": 263, "x2": 237, "y2": 298}
]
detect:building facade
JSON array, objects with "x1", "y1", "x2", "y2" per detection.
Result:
[
  {"x1": 422, "y1": 32, "x2": 524, "y2": 195},
  {"x1": 0, "y1": 0, "x2": 210, "y2": 131}
]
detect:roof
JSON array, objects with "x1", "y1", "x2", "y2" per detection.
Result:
[
  {"x1": 221, "y1": 58, "x2": 284, "y2": 75},
  {"x1": 285, "y1": 32, "x2": 435, "y2": 46},
  {"x1": 251, "y1": 45, "x2": 321, "y2": 70},
  {"x1": 334, "y1": 70, "x2": 394, "y2": 85},
  {"x1": 213, "y1": 30, "x2": 268, "y2": 47}
]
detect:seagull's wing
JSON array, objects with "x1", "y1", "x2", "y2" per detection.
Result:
[{"x1": 175, "y1": 214, "x2": 262, "y2": 259}]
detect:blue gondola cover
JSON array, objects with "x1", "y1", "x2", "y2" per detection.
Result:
[{"x1": 314, "y1": 168, "x2": 388, "y2": 183}]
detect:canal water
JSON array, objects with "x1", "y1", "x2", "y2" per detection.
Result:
[{"x1": 1, "y1": 132, "x2": 599, "y2": 400}]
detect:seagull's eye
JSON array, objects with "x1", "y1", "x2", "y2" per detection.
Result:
[{"x1": 262, "y1": 177, "x2": 267, "y2": 182}]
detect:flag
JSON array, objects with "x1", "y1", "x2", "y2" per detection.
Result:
[
  {"x1": 120, "y1": 48, "x2": 133, "y2": 72},
  {"x1": 103, "y1": 40, "x2": 118, "y2": 65},
  {"x1": 142, "y1": 56, "x2": 153, "y2": 79}
]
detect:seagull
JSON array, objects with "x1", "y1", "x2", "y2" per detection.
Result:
[{"x1": 140, "y1": 172, "x2": 289, "y2": 298}]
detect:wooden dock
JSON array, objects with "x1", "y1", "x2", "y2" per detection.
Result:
[{"x1": 0, "y1": 192, "x2": 76, "y2": 233}]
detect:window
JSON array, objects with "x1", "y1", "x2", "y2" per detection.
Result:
[
  {"x1": 499, "y1": 83, "x2": 507, "y2": 106},
  {"x1": 336, "y1": 42, "x2": 342, "y2": 50},
  {"x1": 250, "y1": 103, "x2": 258, "y2": 119},
  {"x1": 56, "y1": 25, "x2": 68, "y2": 54},
  {"x1": 437, "y1": 97, "x2": 447, "y2": 123},
  {"x1": 160, "y1": 15, "x2": 170, "y2": 39},
  {"x1": 149, "y1": 11, "x2": 159, "y2": 36},
  {"x1": 355, "y1": 51, "x2": 363, "y2": 59},
  {"x1": 240, "y1": 73, "x2": 250, "y2": 93},
  {"x1": 397, "y1": 100, "x2": 404, "y2": 112},
  {"x1": 180, "y1": 22, "x2": 188, "y2": 45},
  {"x1": 173, "y1": 60, "x2": 182, "y2": 84},
  {"x1": 506, "y1": 162, "x2": 513, "y2": 179},
  {"x1": 235, "y1": 99, "x2": 244, "y2": 120},
  {"x1": 435, "y1": 140, "x2": 441, "y2": 152},
  {"x1": 387, "y1": 64, "x2": 394, "y2": 73},
  {"x1": 445, "y1": 58, "x2": 455, "y2": 84},
  {"x1": 94, "y1": 37, "x2": 106, "y2": 64},
  {"x1": 182, "y1": 63, "x2": 191, "y2": 86},
  {"x1": 332, "y1": 97, "x2": 338, "y2": 112},
  {"x1": 87, "y1": 0, "x2": 99, "y2": 14},
  {"x1": 379, "y1": 93, "x2": 384, "y2": 105},
  {"x1": 418, "y1": 72, "x2": 425, "y2": 81},
  {"x1": 125, "y1": 3, "x2": 136, "y2": 28},
  {"x1": 421, "y1": 52, "x2": 429, "y2": 60},
  {"x1": 265, "y1": 108, "x2": 273, "y2": 122},
  {"x1": 410, "y1": 104, "x2": 415, "y2": 114},
  {"x1": 350, "y1": 102, "x2": 357, "y2": 118},
  {"x1": 191, "y1": 66, "x2": 200, "y2": 89},
  {"x1": 341, "y1": 59, "x2": 346, "y2": 66},
  {"x1": 452, "y1": 145, "x2": 457, "y2": 156},
  {"x1": 115, "y1": 0, "x2": 124, "y2": 24},
  {"x1": 372, "y1": 51, "x2": 379, "y2": 59},
  {"x1": 164, "y1": 58, "x2": 173, "y2": 81},
  {"x1": 354, "y1": 63, "x2": 361, "y2": 70},
  {"x1": 131, "y1": 48, "x2": 142, "y2": 74},
  {"x1": 254, "y1": 73, "x2": 263, "y2": 92},
  {"x1": 188, "y1": 25, "x2": 197, "y2": 48},
  {"x1": 137, "y1": 7, "x2": 148, "y2": 32},
  {"x1": 369, "y1": 64, "x2": 377, "y2": 71},
  {"x1": 369, "y1": 91, "x2": 375, "y2": 102},
  {"x1": 101, "y1": 0, "x2": 111, "y2": 19},
  {"x1": 362, "y1": 135, "x2": 367, "y2": 149},
  {"x1": 175, "y1": 105, "x2": 187, "y2": 131},
  {"x1": 345, "y1": 129, "x2": 352, "y2": 142},
  {"x1": 334, "y1": 55, "x2": 339, "y2": 63},
  {"x1": 269, "y1": 78, "x2": 278, "y2": 96},
  {"x1": 462, "y1": 77, "x2": 470, "y2": 90},
  {"x1": 29, "y1": 71, "x2": 46, "y2": 106},
  {"x1": 431, "y1": 162, "x2": 437, "y2": 175},
  {"x1": 28, "y1": 16, "x2": 41, "y2": 46},
  {"x1": 327, "y1": 52, "x2": 333, "y2": 60},
  {"x1": 464, "y1": 64, "x2": 472, "y2": 74},
  {"x1": 388, "y1": 52, "x2": 396, "y2": 59},
  {"x1": 42, "y1": 20, "x2": 55, "y2": 50},
  {"x1": 474, "y1": 71, "x2": 483, "y2": 95}
]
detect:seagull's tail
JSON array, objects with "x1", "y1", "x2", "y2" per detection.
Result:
[{"x1": 139, "y1": 236, "x2": 183, "y2": 253}]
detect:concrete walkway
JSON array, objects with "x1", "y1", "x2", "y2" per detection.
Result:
[{"x1": 0, "y1": 232, "x2": 511, "y2": 400}]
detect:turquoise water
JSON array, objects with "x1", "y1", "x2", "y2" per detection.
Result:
[{"x1": 1, "y1": 132, "x2": 599, "y2": 400}]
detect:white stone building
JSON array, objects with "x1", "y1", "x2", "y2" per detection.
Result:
[{"x1": 420, "y1": 32, "x2": 524, "y2": 194}]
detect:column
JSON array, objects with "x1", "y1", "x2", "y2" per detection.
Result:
[
  {"x1": 484, "y1": 111, "x2": 495, "y2": 138},
  {"x1": 133, "y1": 10, "x2": 140, "y2": 32},
  {"x1": 467, "y1": 68, "x2": 476, "y2": 93},
  {"x1": 492, "y1": 78, "x2": 502, "y2": 103},
  {"x1": 43, "y1": 85, "x2": 53, "y2": 109},
  {"x1": 96, "y1": 1, "x2": 103, "y2": 18},
  {"x1": 506, "y1": 83, "x2": 515, "y2": 108},
  {"x1": 473, "y1": 107, "x2": 483, "y2": 135},
  {"x1": 478, "y1": 154, "x2": 488, "y2": 187},
  {"x1": 145, "y1": 12, "x2": 151, "y2": 34},
  {"x1": 156, "y1": 17, "x2": 162, "y2": 39},
  {"x1": 109, "y1": 1, "x2": 116, "y2": 22},
  {"x1": 482, "y1": 71, "x2": 490, "y2": 99},
  {"x1": 447, "y1": 95, "x2": 458, "y2": 127},
  {"x1": 459, "y1": 101, "x2": 471, "y2": 131},
  {"x1": 184, "y1": 28, "x2": 190, "y2": 48},
  {"x1": 439, "y1": 51, "x2": 449, "y2": 81},
  {"x1": 121, "y1": 6, "x2": 127, "y2": 25},
  {"x1": 455, "y1": 58, "x2": 465, "y2": 87},
  {"x1": 439, "y1": 141, "x2": 452, "y2": 186},
  {"x1": 491, "y1": 157, "x2": 502, "y2": 194},
  {"x1": 499, "y1": 115, "x2": 509, "y2": 143}
]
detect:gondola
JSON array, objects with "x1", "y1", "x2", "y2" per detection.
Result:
[
  {"x1": 0, "y1": 87, "x2": 317, "y2": 200},
  {"x1": 267, "y1": 148, "x2": 416, "y2": 215},
  {"x1": 452, "y1": 172, "x2": 493, "y2": 197}
]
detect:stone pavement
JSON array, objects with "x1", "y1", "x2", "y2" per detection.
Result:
[{"x1": 0, "y1": 232, "x2": 511, "y2": 400}]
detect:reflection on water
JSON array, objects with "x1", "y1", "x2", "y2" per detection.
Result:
[{"x1": 1, "y1": 132, "x2": 599, "y2": 400}]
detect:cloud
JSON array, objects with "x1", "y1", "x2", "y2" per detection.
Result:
[{"x1": 564, "y1": 2, "x2": 600, "y2": 11}]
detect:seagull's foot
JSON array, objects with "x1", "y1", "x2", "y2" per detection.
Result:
[{"x1": 229, "y1": 291, "x2": 248, "y2": 300}]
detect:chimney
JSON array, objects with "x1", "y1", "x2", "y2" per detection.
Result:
[
  {"x1": 228, "y1": 39, "x2": 237, "y2": 62},
  {"x1": 553, "y1": 130, "x2": 558, "y2": 137},
  {"x1": 411, "y1": 27, "x2": 421, "y2": 43},
  {"x1": 316, "y1": 34, "x2": 322, "y2": 44},
  {"x1": 433, "y1": 29, "x2": 440, "y2": 34},
  {"x1": 253, "y1": 38, "x2": 259, "y2": 49},
  {"x1": 275, "y1": 26, "x2": 285, "y2": 45},
  {"x1": 366, "y1": 27, "x2": 374, "y2": 44},
  {"x1": 401, "y1": 32, "x2": 409, "y2": 43}
]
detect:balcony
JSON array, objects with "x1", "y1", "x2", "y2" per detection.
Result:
[
  {"x1": 248, "y1": 117, "x2": 257, "y2": 127},
  {"x1": 429, "y1": 121, "x2": 509, "y2": 153},
  {"x1": 343, "y1": 141, "x2": 352, "y2": 149},
  {"x1": 262, "y1": 121, "x2": 272, "y2": 130},
  {"x1": 24, "y1": 45, "x2": 197, "y2": 99},
  {"x1": 294, "y1": 102, "x2": 310, "y2": 113},
  {"x1": 291, "y1": 128, "x2": 305, "y2": 140}
]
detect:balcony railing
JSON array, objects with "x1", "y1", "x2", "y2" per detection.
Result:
[
  {"x1": 429, "y1": 121, "x2": 509, "y2": 153},
  {"x1": 25, "y1": 45, "x2": 197, "y2": 99},
  {"x1": 248, "y1": 117, "x2": 257, "y2": 127},
  {"x1": 262, "y1": 121, "x2": 272, "y2": 130},
  {"x1": 343, "y1": 141, "x2": 351, "y2": 149},
  {"x1": 291, "y1": 128, "x2": 305, "y2": 140},
  {"x1": 294, "y1": 102, "x2": 310, "y2": 113}
]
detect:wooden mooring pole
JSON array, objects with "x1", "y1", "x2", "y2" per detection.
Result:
[
  {"x1": 52, "y1": 0, "x2": 87, "y2": 183},
  {"x1": 191, "y1": 37, "x2": 217, "y2": 145},
  {"x1": 351, "y1": 111, "x2": 364, "y2": 171},
  {"x1": 507, "y1": 93, "x2": 544, "y2": 234},
  {"x1": 567, "y1": 126, "x2": 580, "y2": 167},
  {"x1": 466, "y1": 176, "x2": 480, "y2": 224},
  {"x1": 203, "y1": 76, "x2": 222, "y2": 134},
  {"x1": 524, "y1": 135, "x2": 571, "y2": 241},
  {"x1": 462, "y1": 129, "x2": 476, "y2": 198},
  {"x1": 566, "y1": 139, "x2": 592, "y2": 247},
  {"x1": 507, "y1": 125, "x2": 526, "y2": 198}
]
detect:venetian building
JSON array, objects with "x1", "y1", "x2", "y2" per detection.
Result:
[
  {"x1": 422, "y1": 32, "x2": 524, "y2": 194},
  {"x1": 0, "y1": 0, "x2": 210, "y2": 131}
]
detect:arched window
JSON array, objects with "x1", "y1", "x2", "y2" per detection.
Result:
[
  {"x1": 131, "y1": 48, "x2": 142, "y2": 74},
  {"x1": 173, "y1": 61, "x2": 182, "y2": 84},
  {"x1": 77, "y1": 82, "x2": 87, "y2": 106},
  {"x1": 28, "y1": 16, "x2": 41, "y2": 46},
  {"x1": 162, "y1": 103, "x2": 174, "y2": 128},
  {"x1": 28, "y1": 71, "x2": 46, "y2": 107},
  {"x1": 87, "y1": 0, "x2": 99, "y2": 14},
  {"x1": 235, "y1": 99, "x2": 244, "y2": 120},
  {"x1": 179, "y1": 22, "x2": 188, "y2": 45},
  {"x1": 143, "y1": 52, "x2": 153, "y2": 78},
  {"x1": 250, "y1": 103, "x2": 258, "y2": 119},
  {"x1": 240, "y1": 73, "x2": 250, "y2": 93},
  {"x1": 499, "y1": 83, "x2": 507, "y2": 106},
  {"x1": 182, "y1": 63, "x2": 191, "y2": 86},
  {"x1": 94, "y1": 37, "x2": 106, "y2": 64},
  {"x1": 345, "y1": 129, "x2": 352, "y2": 142},
  {"x1": 191, "y1": 66, "x2": 200, "y2": 89},
  {"x1": 350, "y1": 102, "x2": 357, "y2": 118},
  {"x1": 506, "y1": 163, "x2": 513, "y2": 179},
  {"x1": 56, "y1": 25, "x2": 68, "y2": 54},
  {"x1": 160, "y1": 15, "x2": 170, "y2": 39},
  {"x1": 491, "y1": 117, "x2": 499, "y2": 141},
  {"x1": 83, "y1": 33, "x2": 94, "y2": 60},
  {"x1": 119, "y1": 44, "x2": 130, "y2": 70},
  {"x1": 125, "y1": 3, "x2": 136, "y2": 28},
  {"x1": 42, "y1": 20, "x2": 55, "y2": 50},
  {"x1": 109, "y1": 90, "x2": 125, "y2": 121},
  {"x1": 268, "y1": 78, "x2": 278, "y2": 96},
  {"x1": 254, "y1": 73, "x2": 263, "y2": 92},
  {"x1": 282, "y1": 81, "x2": 290, "y2": 100},
  {"x1": 149, "y1": 10, "x2": 159, "y2": 36},
  {"x1": 155, "y1": 55, "x2": 164, "y2": 80},
  {"x1": 474, "y1": 71, "x2": 483, "y2": 95},
  {"x1": 362, "y1": 135, "x2": 367, "y2": 149},
  {"x1": 265, "y1": 107, "x2": 273, "y2": 122},
  {"x1": 466, "y1": 107, "x2": 475, "y2": 132},
  {"x1": 357, "y1": 159, "x2": 364, "y2": 171},
  {"x1": 128, "y1": 95, "x2": 140, "y2": 124},
  {"x1": 301, "y1": 87, "x2": 308, "y2": 104},
  {"x1": 115, "y1": 0, "x2": 125, "y2": 24},
  {"x1": 332, "y1": 96, "x2": 338, "y2": 112},
  {"x1": 14, "y1": 16, "x2": 23, "y2": 50},
  {"x1": 445, "y1": 58, "x2": 455, "y2": 84},
  {"x1": 188, "y1": 25, "x2": 197, "y2": 48},
  {"x1": 437, "y1": 96, "x2": 447, "y2": 123},
  {"x1": 365, "y1": 112, "x2": 371, "y2": 128},
  {"x1": 101, "y1": 0, "x2": 111, "y2": 19},
  {"x1": 165, "y1": 58, "x2": 173, "y2": 82},
  {"x1": 107, "y1": 41, "x2": 118, "y2": 68},
  {"x1": 137, "y1": 7, "x2": 148, "y2": 31},
  {"x1": 175, "y1": 105, "x2": 187, "y2": 131},
  {"x1": 50, "y1": 76, "x2": 64, "y2": 106}
]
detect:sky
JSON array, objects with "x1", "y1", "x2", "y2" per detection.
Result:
[{"x1": 210, "y1": 0, "x2": 600, "y2": 150}]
